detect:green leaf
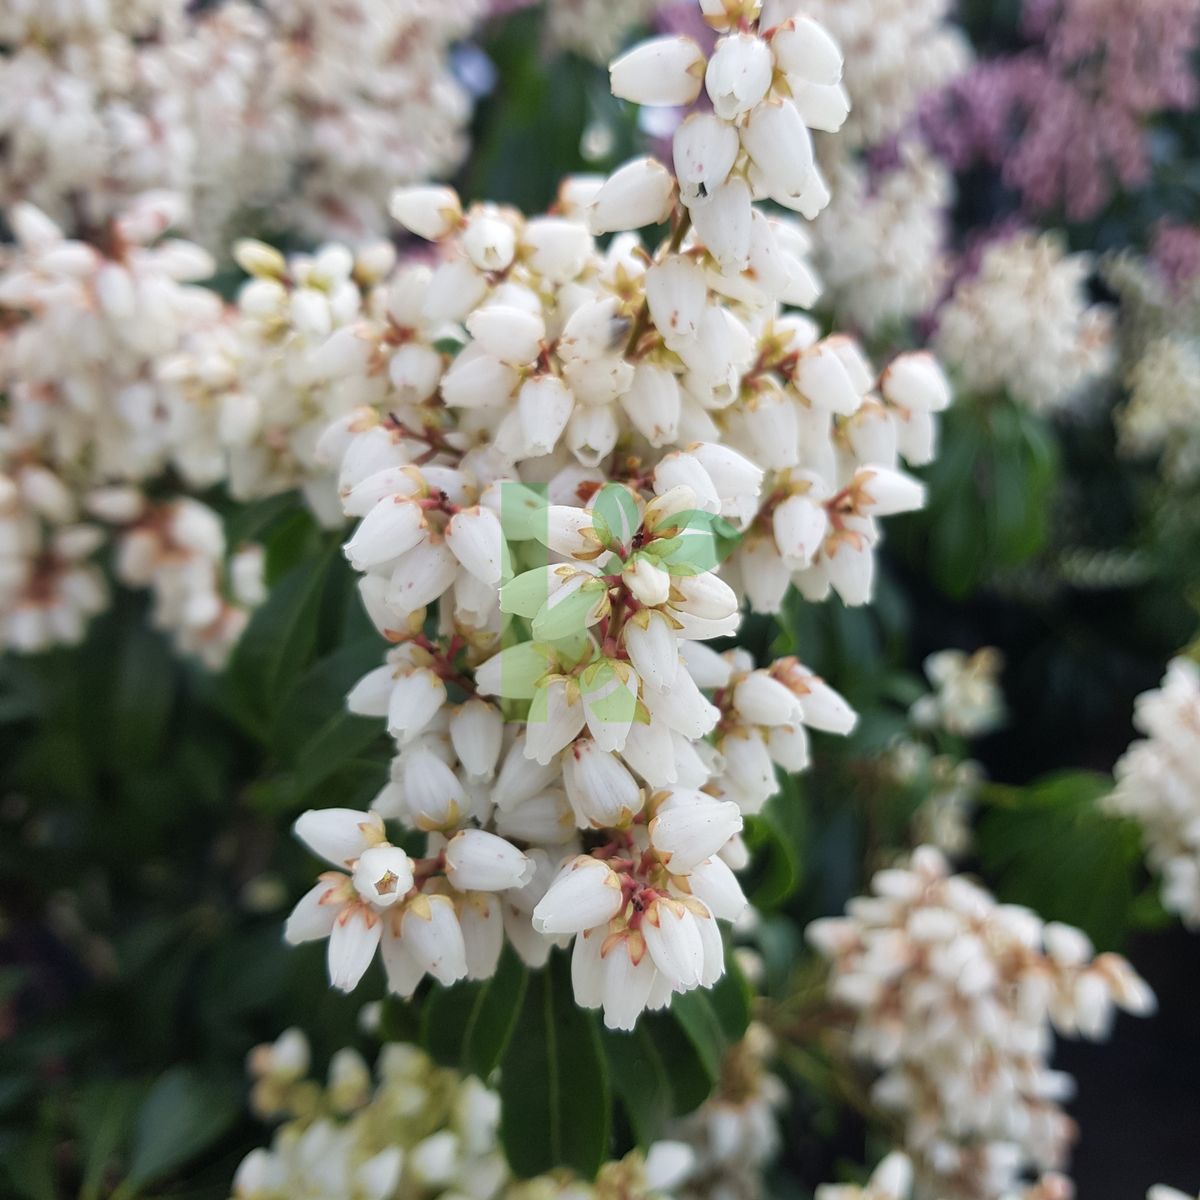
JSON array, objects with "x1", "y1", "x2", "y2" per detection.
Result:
[
  {"x1": 501, "y1": 569, "x2": 554, "y2": 619},
  {"x1": 667, "y1": 991, "x2": 724, "y2": 1079},
  {"x1": 77, "y1": 1080, "x2": 145, "y2": 1200},
  {"x1": 742, "y1": 777, "x2": 806, "y2": 909},
  {"x1": 422, "y1": 945, "x2": 528, "y2": 1078},
  {"x1": 270, "y1": 638, "x2": 384, "y2": 798},
  {"x1": 495, "y1": 481, "x2": 550, "y2": 543},
  {"x1": 106, "y1": 625, "x2": 176, "y2": 771},
  {"x1": 592, "y1": 484, "x2": 640, "y2": 552},
  {"x1": 977, "y1": 771, "x2": 1143, "y2": 949},
  {"x1": 489, "y1": 643, "x2": 556, "y2": 700},
  {"x1": 125, "y1": 1067, "x2": 240, "y2": 1189},
  {"x1": 464, "y1": 944, "x2": 529, "y2": 1078},
  {"x1": 638, "y1": 1010, "x2": 716, "y2": 1116},
  {"x1": 499, "y1": 953, "x2": 610, "y2": 1179},
  {"x1": 532, "y1": 577, "x2": 607, "y2": 642},
  {"x1": 601, "y1": 1025, "x2": 672, "y2": 1147},
  {"x1": 706, "y1": 952, "x2": 754, "y2": 1043},
  {"x1": 422, "y1": 981, "x2": 486, "y2": 1069},
  {"x1": 224, "y1": 546, "x2": 337, "y2": 733}
]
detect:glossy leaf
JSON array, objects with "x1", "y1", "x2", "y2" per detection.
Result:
[{"x1": 499, "y1": 953, "x2": 610, "y2": 1179}]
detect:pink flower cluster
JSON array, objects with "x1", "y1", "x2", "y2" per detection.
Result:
[
  {"x1": 1151, "y1": 219, "x2": 1200, "y2": 295},
  {"x1": 925, "y1": 0, "x2": 1200, "y2": 221}
]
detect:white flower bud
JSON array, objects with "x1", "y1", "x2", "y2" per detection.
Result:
[
  {"x1": 423, "y1": 260, "x2": 489, "y2": 324},
  {"x1": 644, "y1": 669, "x2": 721, "y2": 740},
  {"x1": 622, "y1": 556, "x2": 672, "y2": 608},
  {"x1": 869, "y1": 1152, "x2": 913, "y2": 1200},
  {"x1": 587, "y1": 158, "x2": 677, "y2": 235},
  {"x1": 688, "y1": 855, "x2": 748, "y2": 921},
  {"x1": 285, "y1": 882, "x2": 340, "y2": 945},
  {"x1": 643, "y1": 898, "x2": 705, "y2": 988},
  {"x1": 462, "y1": 213, "x2": 517, "y2": 272},
  {"x1": 737, "y1": 535, "x2": 792, "y2": 614},
  {"x1": 448, "y1": 698, "x2": 504, "y2": 781},
  {"x1": 600, "y1": 935, "x2": 656, "y2": 1030},
  {"x1": 767, "y1": 722, "x2": 810, "y2": 772},
  {"x1": 624, "y1": 611, "x2": 679, "y2": 692},
  {"x1": 518, "y1": 375, "x2": 575, "y2": 457},
  {"x1": 621, "y1": 362, "x2": 682, "y2": 447},
  {"x1": 389, "y1": 186, "x2": 463, "y2": 240},
  {"x1": 609, "y1": 36, "x2": 706, "y2": 107},
  {"x1": 673, "y1": 113, "x2": 741, "y2": 201},
  {"x1": 466, "y1": 304, "x2": 545, "y2": 365},
  {"x1": 402, "y1": 746, "x2": 466, "y2": 830},
  {"x1": 445, "y1": 829, "x2": 534, "y2": 892},
  {"x1": 402, "y1": 894, "x2": 468, "y2": 985},
  {"x1": 352, "y1": 845, "x2": 415, "y2": 908},
  {"x1": 446, "y1": 506, "x2": 505, "y2": 585},
  {"x1": 771, "y1": 17, "x2": 843, "y2": 86},
  {"x1": 233, "y1": 238, "x2": 287, "y2": 279},
  {"x1": 385, "y1": 538, "x2": 460, "y2": 617},
  {"x1": 563, "y1": 739, "x2": 643, "y2": 828},
  {"x1": 794, "y1": 342, "x2": 863, "y2": 415},
  {"x1": 689, "y1": 176, "x2": 754, "y2": 272},
  {"x1": 797, "y1": 675, "x2": 857, "y2": 735},
  {"x1": 671, "y1": 571, "x2": 738, "y2": 621},
  {"x1": 882, "y1": 351, "x2": 953, "y2": 413},
  {"x1": 649, "y1": 792, "x2": 743, "y2": 873},
  {"x1": 343, "y1": 498, "x2": 426, "y2": 572},
  {"x1": 10, "y1": 202, "x2": 62, "y2": 250},
  {"x1": 790, "y1": 80, "x2": 851, "y2": 133},
  {"x1": 459, "y1": 893, "x2": 505, "y2": 981},
  {"x1": 386, "y1": 668, "x2": 447, "y2": 744},
  {"x1": 494, "y1": 736, "x2": 562, "y2": 808},
  {"x1": 566, "y1": 403, "x2": 620, "y2": 468},
  {"x1": 705, "y1": 33, "x2": 774, "y2": 120},
  {"x1": 442, "y1": 350, "x2": 519, "y2": 410},
  {"x1": 853, "y1": 467, "x2": 925, "y2": 517},
  {"x1": 734, "y1": 671, "x2": 804, "y2": 726},
  {"x1": 294, "y1": 808, "x2": 384, "y2": 868},
  {"x1": 741, "y1": 99, "x2": 815, "y2": 198},
  {"x1": 328, "y1": 907, "x2": 382, "y2": 992},
  {"x1": 773, "y1": 492, "x2": 827, "y2": 569},
  {"x1": 532, "y1": 856, "x2": 624, "y2": 934},
  {"x1": 521, "y1": 216, "x2": 593, "y2": 282}
]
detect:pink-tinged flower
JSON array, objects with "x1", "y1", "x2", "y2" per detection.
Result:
[
  {"x1": 1151, "y1": 219, "x2": 1200, "y2": 295},
  {"x1": 925, "y1": 0, "x2": 1200, "y2": 221}
]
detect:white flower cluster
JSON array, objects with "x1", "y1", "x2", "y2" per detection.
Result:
[
  {"x1": 796, "y1": 0, "x2": 965, "y2": 339},
  {"x1": 888, "y1": 741, "x2": 984, "y2": 862},
  {"x1": 808, "y1": 847, "x2": 1155, "y2": 1200},
  {"x1": 910, "y1": 648, "x2": 1005, "y2": 740},
  {"x1": 256, "y1": 0, "x2": 483, "y2": 245},
  {"x1": 1119, "y1": 335, "x2": 1200, "y2": 483},
  {"x1": 1150, "y1": 1187, "x2": 1200, "y2": 1200},
  {"x1": 816, "y1": 1152, "x2": 913, "y2": 1200},
  {"x1": 0, "y1": 0, "x2": 482, "y2": 249},
  {"x1": 233, "y1": 1030, "x2": 693, "y2": 1200},
  {"x1": 545, "y1": 0, "x2": 667, "y2": 64},
  {"x1": 283, "y1": 0, "x2": 952, "y2": 1030},
  {"x1": 802, "y1": 0, "x2": 971, "y2": 146},
  {"x1": 817, "y1": 1153, "x2": 1075, "y2": 1200},
  {"x1": 0, "y1": 197, "x2": 264, "y2": 659},
  {"x1": 667, "y1": 1024, "x2": 785, "y2": 1200},
  {"x1": 812, "y1": 144, "x2": 954, "y2": 334},
  {"x1": 167, "y1": 236, "x2": 403, "y2": 527},
  {"x1": 889, "y1": 647, "x2": 1003, "y2": 858},
  {"x1": 935, "y1": 233, "x2": 1117, "y2": 416},
  {"x1": 1106, "y1": 657, "x2": 1200, "y2": 930}
]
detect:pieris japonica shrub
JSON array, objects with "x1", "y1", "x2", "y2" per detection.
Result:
[{"x1": 2, "y1": 1, "x2": 1200, "y2": 1199}]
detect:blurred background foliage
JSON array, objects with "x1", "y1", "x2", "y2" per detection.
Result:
[{"x1": 2, "y1": 2, "x2": 1200, "y2": 1198}]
